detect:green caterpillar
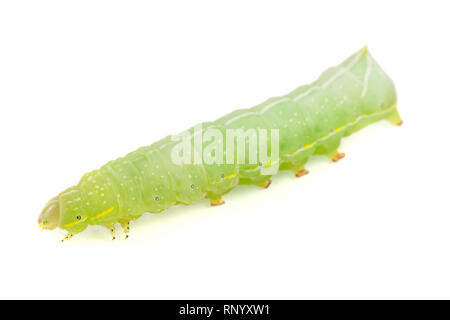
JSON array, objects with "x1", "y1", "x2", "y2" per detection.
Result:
[{"x1": 38, "y1": 47, "x2": 402, "y2": 241}]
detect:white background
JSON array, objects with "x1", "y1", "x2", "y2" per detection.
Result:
[{"x1": 0, "y1": 1, "x2": 449, "y2": 299}]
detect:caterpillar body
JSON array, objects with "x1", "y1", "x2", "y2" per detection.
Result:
[{"x1": 38, "y1": 47, "x2": 402, "y2": 241}]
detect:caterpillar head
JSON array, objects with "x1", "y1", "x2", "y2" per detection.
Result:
[
  {"x1": 38, "y1": 187, "x2": 89, "y2": 234},
  {"x1": 38, "y1": 196, "x2": 60, "y2": 230}
]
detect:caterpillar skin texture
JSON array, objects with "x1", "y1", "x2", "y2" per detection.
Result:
[{"x1": 38, "y1": 47, "x2": 402, "y2": 241}]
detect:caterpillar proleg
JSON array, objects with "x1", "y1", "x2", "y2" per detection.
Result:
[{"x1": 38, "y1": 47, "x2": 402, "y2": 241}]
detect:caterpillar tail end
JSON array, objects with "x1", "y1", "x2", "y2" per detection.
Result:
[{"x1": 387, "y1": 105, "x2": 403, "y2": 126}]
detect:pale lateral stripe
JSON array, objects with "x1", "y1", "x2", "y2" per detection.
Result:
[
  {"x1": 62, "y1": 189, "x2": 79, "y2": 196},
  {"x1": 292, "y1": 86, "x2": 319, "y2": 102},
  {"x1": 158, "y1": 142, "x2": 171, "y2": 150},
  {"x1": 360, "y1": 53, "x2": 372, "y2": 97},
  {"x1": 224, "y1": 111, "x2": 257, "y2": 125},
  {"x1": 259, "y1": 97, "x2": 290, "y2": 113},
  {"x1": 283, "y1": 104, "x2": 395, "y2": 158}
]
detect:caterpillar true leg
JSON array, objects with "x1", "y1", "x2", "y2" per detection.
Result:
[
  {"x1": 109, "y1": 226, "x2": 116, "y2": 240},
  {"x1": 331, "y1": 152, "x2": 346, "y2": 162},
  {"x1": 120, "y1": 220, "x2": 130, "y2": 239},
  {"x1": 61, "y1": 233, "x2": 73, "y2": 242}
]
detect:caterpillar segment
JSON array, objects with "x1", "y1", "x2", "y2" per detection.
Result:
[{"x1": 38, "y1": 47, "x2": 401, "y2": 240}]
